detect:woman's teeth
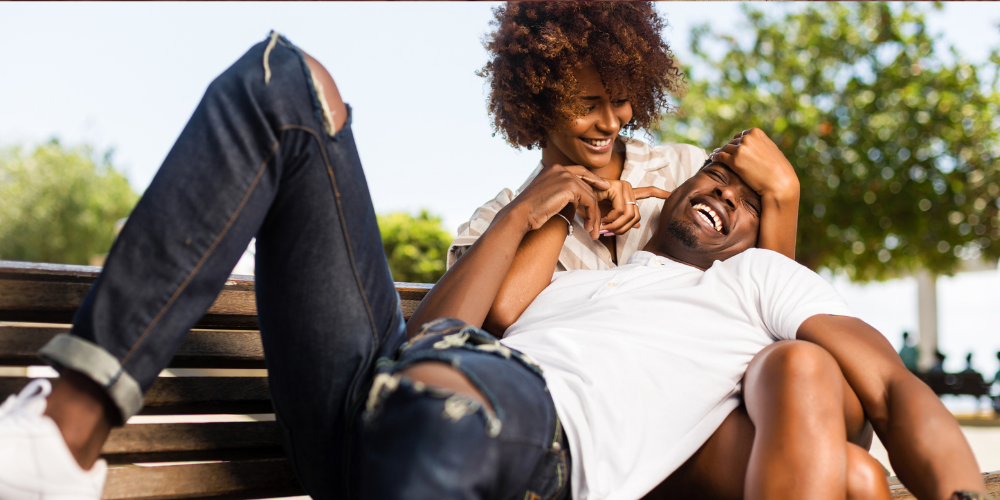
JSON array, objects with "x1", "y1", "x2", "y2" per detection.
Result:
[
  {"x1": 582, "y1": 138, "x2": 611, "y2": 148},
  {"x1": 692, "y1": 202, "x2": 723, "y2": 233}
]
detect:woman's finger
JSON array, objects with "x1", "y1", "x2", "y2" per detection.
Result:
[
  {"x1": 634, "y1": 187, "x2": 672, "y2": 200},
  {"x1": 561, "y1": 164, "x2": 612, "y2": 191},
  {"x1": 571, "y1": 184, "x2": 601, "y2": 239},
  {"x1": 619, "y1": 187, "x2": 641, "y2": 235}
]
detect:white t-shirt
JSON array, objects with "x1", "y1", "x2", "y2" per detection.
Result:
[{"x1": 500, "y1": 249, "x2": 854, "y2": 500}]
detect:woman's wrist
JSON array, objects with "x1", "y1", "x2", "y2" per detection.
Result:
[{"x1": 492, "y1": 203, "x2": 534, "y2": 238}]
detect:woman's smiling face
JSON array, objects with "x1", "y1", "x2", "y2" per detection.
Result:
[{"x1": 543, "y1": 64, "x2": 633, "y2": 170}]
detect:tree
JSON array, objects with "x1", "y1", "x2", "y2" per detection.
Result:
[
  {"x1": 659, "y1": 2, "x2": 1000, "y2": 281},
  {"x1": 0, "y1": 141, "x2": 139, "y2": 265},
  {"x1": 378, "y1": 210, "x2": 453, "y2": 283}
]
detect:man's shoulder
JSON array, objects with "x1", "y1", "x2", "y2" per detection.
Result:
[
  {"x1": 721, "y1": 248, "x2": 803, "y2": 269},
  {"x1": 714, "y1": 248, "x2": 821, "y2": 287}
]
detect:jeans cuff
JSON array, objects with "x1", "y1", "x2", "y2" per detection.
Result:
[{"x1": 38, "y1": 334, "x2": 144, "y2": 422}]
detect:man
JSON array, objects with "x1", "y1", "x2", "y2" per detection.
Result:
[
  {"x1": 899, "y1": 331, "x2": 920, "y2": 371},
  {"x1": 0, "y1": 35, "x2": 987, "y2": 500}
]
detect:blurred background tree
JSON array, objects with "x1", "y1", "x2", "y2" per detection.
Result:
[
  {"x1": 659, "y1": 2, "x2": 1000, "y2": 281},
  {"x1": 378, "y1": 210, "x2": 453, "y2": 283},
  {"x1": 0, "y1": 140, "x2": 138, "y2": 265}
]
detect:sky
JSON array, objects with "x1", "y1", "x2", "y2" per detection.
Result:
[{"x1": 2, "y1": 2, "x2": 1000, "y2": 376}]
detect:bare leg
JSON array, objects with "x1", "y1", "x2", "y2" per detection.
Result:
[
  {"x1": 43, "y1": 370, "x2": 115, "y2": 469},
  {"x1": 400, "y1": 362, "x2": 493, "y2": 412},
  {"x1": 846, "y1": 442, "x2": 891, "y2": 500},
  {"x1": 743, "y1": 341, "x2": 850, "y2": 499},
  {"x1": 646, "y1": 340, "x2": 882, "y2": 500}
]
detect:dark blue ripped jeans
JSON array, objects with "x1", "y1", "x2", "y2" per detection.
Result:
[{"x1": 38, "y1": 33, "x2": 569, "y2": 500}]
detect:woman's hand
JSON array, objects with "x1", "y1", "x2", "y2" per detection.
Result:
[
  {"x1": 559, "y1": 165, "x2": 671, "y2": 236},
  {"x1": 710, "y1": 128, "x2": 799, "y2": 201},
  {"x1": 506, "y1": 164, "x2": 608, "y2": 240}
]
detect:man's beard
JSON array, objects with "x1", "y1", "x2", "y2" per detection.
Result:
[{"x1": 665, "y1": 219, "x2": 702, "y2": 250}]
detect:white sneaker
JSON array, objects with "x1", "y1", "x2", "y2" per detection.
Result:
[{"x1": 0, "y1": 379, "x2": 107, "y2": 500}]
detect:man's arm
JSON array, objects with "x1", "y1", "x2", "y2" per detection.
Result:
[
  {"x1": 797, "y1": 315, "x2": 986, "y2": 499},
  {"x1": 406, "y1": 166, "x2": 603, "y2": 338},
  {"x1": 712, "y1": 128, "x2": 800, "y2": 260}
]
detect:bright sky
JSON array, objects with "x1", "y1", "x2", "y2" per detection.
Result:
[{"x1": 1, "y1": 2, "x2": 999, "y2": 376}]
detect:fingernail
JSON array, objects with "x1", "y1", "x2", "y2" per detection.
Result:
[{"x1": 599, "y1": 230, "x2": 614, "y2": 237}]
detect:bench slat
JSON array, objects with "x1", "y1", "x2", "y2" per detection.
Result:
[
  {"x1": 0, "y1": 261, "x2": 432, "y2": 329},
  {"x1": 102, "y1": 422, "x2": 282, "y2": 465},
  {"x1": 0, "y1": 326, "x2": 265, "y2": 369},
  {"x1": 889, "y1": 470, "x2": 1000, "y2": 499},
  {"x1": 103, "y1": 458, "x2": 303, "y2": 500},
  {"x1": 0, "y1": 377, "x2": 272, "y2": 414}
]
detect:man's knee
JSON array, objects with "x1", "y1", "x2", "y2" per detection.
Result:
[
  {"x1": 400, "y1": 362, "x2": 494, "y2": 413},
  {"x1": 846, "y1": 443, "x2": 891, "y2": 500},
  {"x1": 749, "y1": 340, "x2": 840, "y2": 388},
  {"x1": 300, "y1": 52, "x2": 349, "y2": 133}
]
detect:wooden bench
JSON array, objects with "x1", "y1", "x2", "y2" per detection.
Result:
[
  {"x1": 0, "y1": 260, "x2": 997, "y2": 499},
  {"x1": 918, "y1": 370, "x2": 993, "y2": 400},
  {"x1": 0, "y1": 260, "x2": 431, "y2": 500}
]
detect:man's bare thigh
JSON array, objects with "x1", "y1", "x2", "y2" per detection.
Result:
[{"x1": 643, "y1": 369, "x2": 870, "y2": 500}]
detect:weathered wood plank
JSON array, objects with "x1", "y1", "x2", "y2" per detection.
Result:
[
  {"x1": 102, "y1": 422, "x2": 282, "y2": 464},
  {"x1": 0, "y1": 326, "x2": 266, "y2": 368},
  {"x1": 102, "y1": 459, "x2": 303, "y2": 500},
  {"x1": 0, "y1": 261, "x2": 432, "y2": 327},
  {"x1": 0, "y1": 377, "x2": 272, "y2": 414},
  {"x1": 889, "y1": 470, "x2": 1000, "y2": 499}
]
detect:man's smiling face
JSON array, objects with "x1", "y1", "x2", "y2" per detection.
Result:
[{"x1": 644, "y1": 162, "x2": 762, "y2": 269}]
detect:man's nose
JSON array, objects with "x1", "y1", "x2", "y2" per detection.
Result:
[{"x1": 714, "y1": 185, "x2": 739, "y2": 211}]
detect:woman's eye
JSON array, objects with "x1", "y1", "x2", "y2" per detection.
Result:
[{"x1": 613, "y1": 99, "x2": 629, "y2": 106}]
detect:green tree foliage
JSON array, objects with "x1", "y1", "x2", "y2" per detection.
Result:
[
  {"x1": 659, "y1": 3, "x2": 1000, "y2": 281},
  {"x1": 378, "y1": 210, "x2": 453, "y2": 283},
  {"x1": 0, "y1": 141, "x2": 138, "y2": 265}
]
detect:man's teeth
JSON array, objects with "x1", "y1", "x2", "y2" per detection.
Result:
[
  {"x1": 583, "y1": 138, "x2": 611, "y2": 147},
  {"x1": 692, "y1": 203, "x2": 723, "y2": 233}
]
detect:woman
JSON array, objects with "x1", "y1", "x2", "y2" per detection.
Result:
[
  {"x1": 452, "y1": 3, "x2": 886, "y2": 500},
  {"x1": 449, "y1": 2, "x2": 800, "y2": 273}
]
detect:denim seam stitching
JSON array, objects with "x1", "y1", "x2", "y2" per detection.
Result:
[
  {"x1": 546, "y1": 450, "x2": 569, "y2": 500},
  {"x1": 277, "y1": 124, "x2": 380, "y2": 343},
  {"x1": 119, "y1": 140, "x2": 280, "y2": 366}
]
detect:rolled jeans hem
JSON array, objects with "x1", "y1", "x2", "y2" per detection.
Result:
[{"x1": 39, "y1": 333, "x2": 143, "y2": 421}]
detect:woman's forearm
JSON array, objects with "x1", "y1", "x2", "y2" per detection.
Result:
[
  {"x1": 407, "y1": 206, "x2": 530, "y2": 337},
  {"x1": 408, "y1": 165, "x2": 602, "y2": 338},
  {"x1": 483, "y1": 215, "x2": 568, "y2": 335},
  {"x1": 756, "y1": 182, "x2": 800, "y2": 260},
  {"x1": 878, "y1": 375, "x2": 986, "y2": 499}
]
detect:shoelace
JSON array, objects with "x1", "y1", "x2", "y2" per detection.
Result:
[{"x1": 0, "y1": 378, "x2": 52, "y2": 418}]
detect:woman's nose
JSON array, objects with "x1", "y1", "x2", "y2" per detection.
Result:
[{"x1": 595, "y1": 103, "x2": 620, "y2": 133}]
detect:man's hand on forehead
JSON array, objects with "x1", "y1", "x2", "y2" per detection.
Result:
[{"x1": 708, "y1": 128, "x2": 798, "y2": 199}]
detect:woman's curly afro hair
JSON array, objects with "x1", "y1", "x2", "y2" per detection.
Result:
[{"x1": 479, "y1": 1, "x2": 685, "y2": 150}]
